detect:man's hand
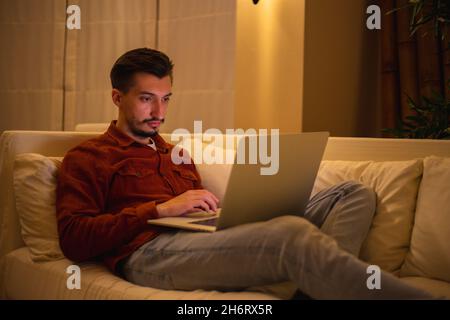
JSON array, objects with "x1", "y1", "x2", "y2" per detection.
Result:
[{"x1": 156, "y1": 190, "x2": 220, "y2": 218}]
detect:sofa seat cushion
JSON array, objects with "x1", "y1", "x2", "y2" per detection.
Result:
[
  {"x1": 1, "y1": 247, "x2": 281, "y2": 300},
  {"x1": 400, "y1": 276, "x2": 450, "y2": 299}
]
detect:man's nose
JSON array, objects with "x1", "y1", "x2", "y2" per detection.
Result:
[{"x1": 151, "y1": 99, "x2": 164, "y2": 118}]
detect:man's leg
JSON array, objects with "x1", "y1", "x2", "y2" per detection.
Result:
[
  {"x1": 304, "y1": 181, "x2": 376, "y2": 256},
  {"x1": 291, "y1": 181, "x2": 376, "y2": 299},
  {"x1": 123, "y1": 215, "x2": 433, "y2": 299}
]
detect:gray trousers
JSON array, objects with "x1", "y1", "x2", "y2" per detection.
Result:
[{"x1": 122, "y1": 181, "x2": 433, "y2": 299}]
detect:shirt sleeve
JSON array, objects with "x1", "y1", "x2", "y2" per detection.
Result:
[{"x1": 55, "y1": 149, "x2": 159, "y2": 262}]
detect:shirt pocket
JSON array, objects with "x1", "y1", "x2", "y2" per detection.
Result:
[
  {"x1": 117, "y1": 162, "x2": 156, "y2": 178},
  {"x1": 111, "y1": 161, "x2": 160, "y2": 200},
  {"x1": 172, "y1": 166, "x2": 199, "y2": 191}
]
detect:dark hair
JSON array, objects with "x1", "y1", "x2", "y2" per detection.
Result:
[{"x1": 110, "y1": 48, "x2": 174, "y2": 93}]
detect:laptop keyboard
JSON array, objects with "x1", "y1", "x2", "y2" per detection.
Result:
[{"x1": 189, "y1": 218, "x2": 218, "y2": 226}]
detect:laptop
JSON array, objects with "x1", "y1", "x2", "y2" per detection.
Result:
[{"x1": 147, "y1": 132, "x2": 329, "y2": 232}]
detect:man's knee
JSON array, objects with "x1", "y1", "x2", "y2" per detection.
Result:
[
  {"x1": 270, "y1": 215, "x2": 315, "y2": 228},
  {"x1": 335, "y1": 181, "x2": 376, "y2": 210},
  {"x1": 264, "y1": 215, "x2": 340, "y2": 258},
  {"x1": 264, "y1": 215, "x2": 319, "y2": 244}
]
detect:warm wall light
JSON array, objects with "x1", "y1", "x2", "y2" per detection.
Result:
[{"x1": 253, "y1": 0, "x2": 260, "y2": 4}]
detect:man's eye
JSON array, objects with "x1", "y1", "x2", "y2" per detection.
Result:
[
  {"x1": 163, "y1": 97, "x2": 171, "y2": 102},
  {"x1": 141, "y1": 97, "x2": 151, "y2": 102}
]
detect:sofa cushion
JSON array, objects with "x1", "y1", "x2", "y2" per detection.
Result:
[
  {"x1": 313, "y1": 159, "x2": 423, "y2": 273},
  {"x1": 1, "y1": 247, "x2": 281, "y2": 300},
  {"x1": 359, "y1": 160, "x2": 423, "y2": 273},
  {"x1": 400, "y1": 156, "x2": 450, "y2": 282},
  {"x1": 13, "y1": 153, "x2": 64, "y2": 262},
  {"x1": 400, "y1": 276, "x2": 450, "y2": 299},
  {"x1": 195, "y1": 162, "x2": 233, "y2": 204},
  {"x1": 194, "y1": 141, "x2": 235, "y2": 204},
  {"x1": 311, "y1": 160, "x2": 372, "y2": 197}
]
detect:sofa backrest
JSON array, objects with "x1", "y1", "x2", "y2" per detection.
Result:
[
  {"x1": 1, "y1": 130, "x2": 450, "y2": 260},
  {"x1": 322, "y1": 137, "x2": 450, "y2": 161}
]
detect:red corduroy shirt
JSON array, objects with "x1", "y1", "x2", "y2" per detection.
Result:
[{"x1": 56, "y1": 120, "x2": 202, "y2": 273}]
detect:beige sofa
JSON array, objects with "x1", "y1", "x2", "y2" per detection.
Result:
[{"x1": 1, "y1": 127, "x2": 450, "y2": 299}]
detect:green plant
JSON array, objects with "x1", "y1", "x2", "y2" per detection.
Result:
[
  {"x1": 384, "y1": 0, "x2": 450, "y2": 139},
  {"x1": 382, "y1": 87, "x2": 450, "y2": 139},
  {"x1": 389, "y1": 0, "x2": 449, "y2": 39}
]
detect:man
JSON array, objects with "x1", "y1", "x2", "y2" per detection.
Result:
[{"x1": 56, "y1": 48, "x2": 432, "y2": 299}]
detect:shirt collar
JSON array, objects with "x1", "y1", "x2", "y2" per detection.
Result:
[{"x1": 107, "y1": 120, "x2": 170, "y2": 153}]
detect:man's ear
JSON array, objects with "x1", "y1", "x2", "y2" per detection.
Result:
[{"x1": 112, "y1": 89, "x2": 122, "y2": 108}]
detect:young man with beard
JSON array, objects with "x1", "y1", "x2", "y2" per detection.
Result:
[{"x1": 56, "y1": 48, "x2": 433, "y2": 299}]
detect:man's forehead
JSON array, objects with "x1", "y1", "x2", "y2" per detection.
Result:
[
  {"x1": 138, "y1": 90, "x2": 173, "y2": 97},
  {"x1": 130, "y1": 73, "x2": 172, "y2": 94}
]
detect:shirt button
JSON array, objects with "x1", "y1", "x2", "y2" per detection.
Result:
[{"x1": 136, "y1": 172, "x2": 142, "y2": 177}]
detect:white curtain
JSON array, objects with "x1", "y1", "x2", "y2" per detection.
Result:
[
  {"x1": 0, "y1": 0, "x2": 237, "y2": 133},
  {"x1": 63, "y1": 0, "x2": 157, "y2": 130},
  {"x1": 0, "y1": 0, "x2": 157, "y2": 132},
  {"x1": 0, "y1": 0, "x2": 66, "y2": 132}
]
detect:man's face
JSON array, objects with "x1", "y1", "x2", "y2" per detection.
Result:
[{"x1": 114, "y1": 72, "x2": 172, "y2": 138}]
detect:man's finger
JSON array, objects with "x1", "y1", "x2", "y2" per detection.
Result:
[
  {"x1": 196, "y1": 189, "x2": 219, "y2": 204},
  {"x1": 193, "y1": 200, "x2": 210, "y2": 213},
  {"x1": 202, "y1": 195, "x2": 218, "y2": 212},
  {"x1": 210, "y1": 192, "x2": 219, "y2": 204}
]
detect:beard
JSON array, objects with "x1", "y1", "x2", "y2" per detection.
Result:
[{"x1": 127, "y1": 117, "x2": 164, "y2": 138}]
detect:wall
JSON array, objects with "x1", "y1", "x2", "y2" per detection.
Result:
[
  {"x1": 160, "y1": 0, "x2": 381, "y2": 137},
  {"x1": 234, "y1": 0, "x2": 305, "y2": 133},
  {"x1": 302, "y1": 0, "x2": 381, "y2": 137},
  {"x1": 158, "y1": 0, "x2": 236, "y2": 133}
]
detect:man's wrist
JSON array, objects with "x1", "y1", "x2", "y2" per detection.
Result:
[{"x1": 155, "y1": 204, "x2": 166, "y2": 218}]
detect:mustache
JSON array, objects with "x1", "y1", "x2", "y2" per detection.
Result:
[{"x1": 143, "y1": 118, "x2": 165, "y2": 123}]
